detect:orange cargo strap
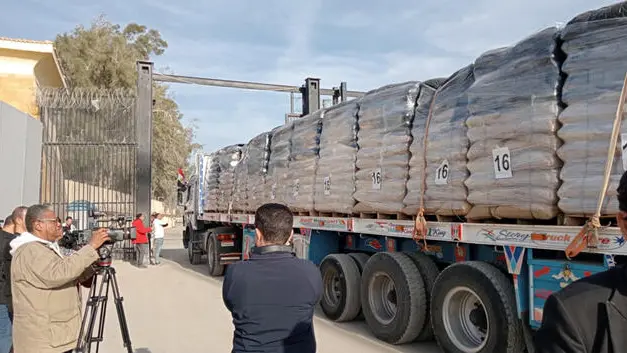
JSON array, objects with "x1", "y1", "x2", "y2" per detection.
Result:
[
  {"x1": 565, "y1": 72, "x2": 627, "y2": 259},
  {"x1": 413, "y1": 86, "x2": 440, "y2": 252}
]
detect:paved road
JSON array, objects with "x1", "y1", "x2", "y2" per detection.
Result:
[{"x1": 94, "y1": 227, "x2": 441, "y2": 353}]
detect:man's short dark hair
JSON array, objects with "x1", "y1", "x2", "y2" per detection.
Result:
[
  {"x1": 618, "y1": 171, "x2": 627, "y2": 212},
  {"x1": 66, "y1": 216, "x2": 72, "y2": 221},
  {"x1": 254, "y1": 203, "x2": 293, "y2": 244},
  {"x1": 3, "y1": 215, "x2": 13, "y2": 226}
]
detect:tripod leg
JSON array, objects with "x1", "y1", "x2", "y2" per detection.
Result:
[
  {"x1": 93, "y1": 271, "x2": 112, "y2": 353},
  {"x1": 108, "y1": 268, "x2": 133, "y2": 353},
  {"x1": 76, "y1": 273, "x2": 107, "y2": 353}
]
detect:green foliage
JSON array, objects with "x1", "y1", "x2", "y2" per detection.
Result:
[{"x1": 53, "y1": 15, "x2": 197, "y2": 203}]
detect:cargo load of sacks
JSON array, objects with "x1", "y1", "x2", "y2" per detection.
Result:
[
  {"x1": 404, "y1": 74, "x2": 469, "y2": 216},
  {"x1": 286, "y1": 110, "x2": 323, "y2": 212},
  {"x1": 214, "y1": 144, "x2": 244, "y2": 212},
  {"x1": 464, "y1": 27, "x2": 562, "y2": 220},
  {"x1": 264, "y1": 123, "x2": 294, "y2": 205},
  {"x1": 242, "y1": 132, "x2": 271, "y2": 212},
  {"x1": 352, "y1": 82, "x2": 421, "y2": 214},
  {"x1": 203, "y1": 152, "x2": 220, "y2": 211},
  {"x1": 557, "y1": 2, "x2": 627, "y2": 216},
  {"x1": 314, "y1": 100, "x2": 360, "y2": 214}
]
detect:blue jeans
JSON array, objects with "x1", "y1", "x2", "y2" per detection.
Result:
[
  {"x1": 154, "y1": 238, "x2": 164, "y2": 264},
  {"x1": 0, "y1": 304, "x2": 12, "y2": 353}
]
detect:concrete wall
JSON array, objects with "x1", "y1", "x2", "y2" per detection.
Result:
[{"x1": 0, "y1": 101, "x2": 42, "y2": 218}]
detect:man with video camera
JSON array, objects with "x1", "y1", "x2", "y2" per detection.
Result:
[{"x1": 8, "y1": 204, "x2": 110, "y2": 353}]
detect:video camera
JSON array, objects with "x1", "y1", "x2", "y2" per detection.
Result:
[{"x1": 60, "y1": 215, "x2": 136, "y2": 266}]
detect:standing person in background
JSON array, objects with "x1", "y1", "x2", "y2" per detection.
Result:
[
  {"x1": 151, "y1": 213, "x2": 168, "y2": 265},
  {"x1": 132, "y1": 213, "x2": 151, "y2": 268},
  {"x1": 62, "y1": 217, "x2": 75, "y2": 233},
  {"x1": 1, "y1": 217, "x2": 13, "y2": 235},
  {"x1": 0, "y1": 206, "x2": 26, "y2": 353}
]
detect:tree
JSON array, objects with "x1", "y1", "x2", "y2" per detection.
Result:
[{"x1": 53, "y1": 15, "x2": 198, "y2": 205}]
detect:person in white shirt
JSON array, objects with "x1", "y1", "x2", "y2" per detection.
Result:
[{"x1": 151, "y1": 213, "x2": 168, "y2": 265}]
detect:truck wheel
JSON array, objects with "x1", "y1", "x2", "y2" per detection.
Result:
[
  {"x1": 188, "y1": 239, "x2": 202, "y2": 265},
  {"x1": 348, "y1": 252, "x2": 370, "y2": 320},
  {"x1": 207, "y1": 236, "x2": 225, "y2": 277},
  {"x1": 431, "y1": 261, "x2": 524, "y2": 353},
  {"x1": 361, "y1": 252, "x2": 427, "y2": 345},
  {"x1": 319, "y1": 254, "x2": 361, "y2": 322},
  {"x1": 405, "y1": 252, "x2": 440, "y2": 341}
]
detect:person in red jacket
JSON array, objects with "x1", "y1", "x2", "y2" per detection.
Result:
[{"x1": 132, "y1": 213, "x2": 151, "y2": 268}]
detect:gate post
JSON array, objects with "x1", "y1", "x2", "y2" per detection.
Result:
[{"x1": 136, "y1": 61, "x2": 153, "y2": 227}]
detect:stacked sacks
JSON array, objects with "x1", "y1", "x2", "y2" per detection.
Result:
[
  {"x1": 244, "y1": 132, "x2": 272, "y2": 212},
  {"x1": 264, "y1": 122, "x2": 294, "y2": 205},
  {"x1": 405, "y1": 73, "x2": 473, "y2": 216},
  {"x1": 314, "y1": 100, "x2": 360, "y2": 214},
  {"x1": 203, "y1": 153, "x2": 220, "y2": 212},
  {"x1": 216, "y1": 144, "x2": 244, "y2": 212},
  {"x1": 286, "y1": 110, "x2": 324, "y2": 212},
  {"x1": 557, "y1": 3, "x2": 627, "y2": 216},
  {"x1": 231, "y1": 144, "x2": 249, "y2": 212},
  {"x1": 353, "y1": 82, "x2": 420, "y2": 214},
  {"x1": 465, "y1": 27, "x2": 562, "y2": 220}
]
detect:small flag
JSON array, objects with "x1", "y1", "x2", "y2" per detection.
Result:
[{"x1": 177, "y1": 168, "x2": 185, "y2": 183}]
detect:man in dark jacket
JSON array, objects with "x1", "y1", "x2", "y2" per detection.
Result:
[
  {"x1": 222, "y1": 203, "x2": 322, "y2": 353},
  {"x1": 0, "y1": 206, "x2": 26, "y2": 353},
  {"x1": 535, "y1": 170, "x2": 627, "y2": 353}
]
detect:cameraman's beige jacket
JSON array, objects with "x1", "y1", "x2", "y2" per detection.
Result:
[{"x1": 10, "y1": 237, "x2": 98, "y2": 353}]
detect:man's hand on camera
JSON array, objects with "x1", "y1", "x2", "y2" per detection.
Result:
[{"x1": 88, "y1": 228, "x2": 111, "y2": 249}]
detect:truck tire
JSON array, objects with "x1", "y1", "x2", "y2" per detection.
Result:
[
  {"x1": 319, "y1": 254, "x2": 361, "y2": 322},
  {"x1": 348, "y1": 252, "x2": 370, "y2": 320},
  {"x1": 430, "y1": 261, "x2": 524, "y2": 353},
  {"x1": 405, "y1": 251, "x2": 440, "y2": 341},
  {"x1": 188, "y1": 238, "x2": 202, "y2": 265},
  {"x1": 361, "y1": 252, "x2": 427, "y2": 345},
  {"x1": 207, "y1": 235, "x2": 225, "y2": 277}
]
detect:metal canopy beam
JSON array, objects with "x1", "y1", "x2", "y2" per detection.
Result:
[{"x1": 152, "y1": 72, "x2": 365, "y2": 98}]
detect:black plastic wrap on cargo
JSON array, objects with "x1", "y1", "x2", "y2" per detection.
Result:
[
  {"x1": 465, "y1": 27, "x2": 562, "y2": 220},
  {"x1": 314, "y1": 99, "x2": 360, "y2": 214},
  {"x1": 557, "y1": 2, "x2": 627, "y2": 216},
  {"x1": 264, "y1": 122, "x2": 294, "y2": 205},
  {"x1": 405, "y1": 69, "x2": 471, "y2": 216},
  {"x1": 211, "y1": 144, "x2": 244, "y2": 212}
]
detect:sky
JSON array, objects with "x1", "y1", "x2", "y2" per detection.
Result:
[{"x1": 0, "y1": 0, "x2": 620, "y2": 152}]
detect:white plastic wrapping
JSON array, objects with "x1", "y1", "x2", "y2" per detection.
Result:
[
  {"x1": 244, "y1": 132, "x2": 271, "y2": 212},
  {"x1": 557, "y1": 3, "x2": 627, "y2": 216},
  {"x1": 465, "y1": 27, "x2": 562, "y2": 220},
  {"x1": 353, "y1": 82, "x2": 419, "y2": 213},
  {"x1": 405, "y1": 73, "x2": 468, "y2": 216},
  {"x1": 264, "y1": 123, "x2": 294, "y2": 205},
  {"x1": 314, "y1": 100, "x2": 360, "y2": 214},
  {"x1": 215, "y1": 144, "x2": 244, "y2": 212},
  {"x1": 286, "y1": 110, "x2": 324, "y2": 211}
]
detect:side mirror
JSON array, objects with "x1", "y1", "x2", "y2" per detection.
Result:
[{"x1": 177, "y1": 190, "x2": 184, "y2": 206}]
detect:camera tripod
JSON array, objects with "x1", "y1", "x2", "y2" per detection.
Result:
[{"x1": 74, "y1": 264, "x2": 133, "y2": 353}]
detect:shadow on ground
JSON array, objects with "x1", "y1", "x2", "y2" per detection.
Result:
[{"x1": 159, "y1": 243, "x2": 440, "y2": 353}]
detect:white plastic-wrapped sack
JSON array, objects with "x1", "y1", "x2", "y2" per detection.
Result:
[
  {"x1": 314, "y1": 100, "x2": 360, "y2": 214},
  {"x1": 353, "y1": 82, "x2": 419, "y2": 214},
  {"x1": 405, "y1": 74, "x2": 469, "y2": 216},
  {"x1": 557, "y1": 3, "x2": 627, "y2": 216},
  {"x1": 215, "y1": 144, "x2": 244, "y2": 212},
  {"x1": 244, "y1": 132, "x2": 271, "y2": 212},
  {"x1": 203, "y1": 153, "x2": 220, "y2": 211},
  {"x1": 286, "y1": 110, "x2": 323, "y2": 211},
  {"x1": 264, "y1": 123, "x2": 294, "y2": 205},
  {"x1": 465, "y1": 27, "x2": 562, "y2": 220}
]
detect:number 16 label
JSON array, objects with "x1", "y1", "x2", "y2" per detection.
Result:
[{"x1": 492, "y1": 147, "x2": 512, "y2": 179}]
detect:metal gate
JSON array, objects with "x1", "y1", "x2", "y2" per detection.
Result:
[{"x1": 38, "y1": 87, "x2": 138, "y2": 228}]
